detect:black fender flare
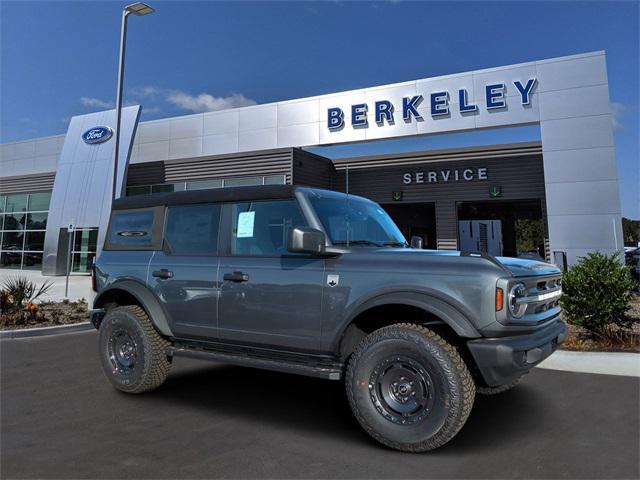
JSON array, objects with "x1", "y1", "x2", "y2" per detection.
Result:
[
  {"x1": 93, "y1": 280, "x2": 173, "y2": 337},
  {"x1": 334, "y1": 289, "x2": 481, "y2": 355}
]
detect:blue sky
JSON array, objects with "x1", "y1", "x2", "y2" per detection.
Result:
[{"x1": 1, "y1": 1, "x2": 638, "y2": 218}]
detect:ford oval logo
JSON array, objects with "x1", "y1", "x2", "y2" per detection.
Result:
[{"x1": 82, "y1": 126, "x2": 113, "y2": 144}]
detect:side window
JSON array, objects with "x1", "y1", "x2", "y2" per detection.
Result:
[
  {"x1": 107, "y1": 210, "x2": 156, "y2": 248},
  {"x1": 230, "y1": 199, "x2": 307, "y2": 256},
  {"x1": 165, "y1": 204, "x2": 221, "y2": 255}
]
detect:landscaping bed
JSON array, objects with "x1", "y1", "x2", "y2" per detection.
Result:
[
  {"x1": 1, "y1": 299, "x2": 89, "y2": 331},
  {"x1": 560, "y1": 251, "x2": 640, "y2": 353},
  {"x1": 1, "y1": 276, "x2": 89, "y2": 331}
]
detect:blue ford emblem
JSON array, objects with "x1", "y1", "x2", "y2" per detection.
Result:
[{"x1": 82, "y1": 126, "x2": 113, "y2": 144}]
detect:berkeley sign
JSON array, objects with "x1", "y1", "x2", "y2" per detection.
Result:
[{"x1": 327, "y1": 78, "x2": 537, "y2": 130}]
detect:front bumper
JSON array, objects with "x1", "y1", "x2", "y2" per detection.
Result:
[{"x1": 467, "y1": 319, "x2": 567, "y2": 387}]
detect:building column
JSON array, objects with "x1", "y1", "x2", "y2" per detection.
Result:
[{"x1": 537, "y1": 52, "x2": 623, "y2": 266}]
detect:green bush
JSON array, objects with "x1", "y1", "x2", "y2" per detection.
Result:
[
  {"x1": 1, "y1": 276, "x2": 53, "y2": 312},
  {"x1": 560, "y1": 252, "x2": 636, "y2": 332}
]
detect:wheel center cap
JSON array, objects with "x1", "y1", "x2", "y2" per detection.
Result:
[
  {"x1": 121, "y1": 342, "x2": 134, "y2": 357},
  {"x1": 398, "y1": 383, "x2": 411, "y2": 395}
]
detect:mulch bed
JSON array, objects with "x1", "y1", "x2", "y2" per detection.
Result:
[
  {"x1": 0, "y1": 300, "x2": 89, "y2": 330},
  {"x1": 561, "y1": 295, "x2": 640, "y2": 353}
]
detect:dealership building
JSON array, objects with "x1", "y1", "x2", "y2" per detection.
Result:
[{"x1": 0, "y1": 51, "x2": 624, "y2": 275}]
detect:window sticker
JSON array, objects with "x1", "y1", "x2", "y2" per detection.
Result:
[{"x1": 237, "y1": 211, "x2": 256, "y2": 238}]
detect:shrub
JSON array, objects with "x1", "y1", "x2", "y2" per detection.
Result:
[
  {"x1": 1, "y1": 276, "x2": 53, "y2": 312},
  {"x1": 560, "y1": 252, "x2": 636, "y2": 332}
]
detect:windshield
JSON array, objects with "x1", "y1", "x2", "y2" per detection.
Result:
[{"x1": 309, "y1": 193, "x2": 406, "y2": 247}]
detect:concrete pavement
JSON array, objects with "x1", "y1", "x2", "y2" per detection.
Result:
[
  {"x1": 1, "y1": 330, "x2": 638, "y2": 479},
  {"x1": 538, "y1": 350, "x2": 640, "y2": 377}
]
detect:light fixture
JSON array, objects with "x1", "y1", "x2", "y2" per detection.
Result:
[{"x1": 125, "y1": 2, "x2": 155, "y2": 16}]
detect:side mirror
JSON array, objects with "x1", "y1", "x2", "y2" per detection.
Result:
[
  {"x1": 287, "y1": 227, "x2": 327, "y2": 255},
  {"x1": 410, "y1": 235, "x2": 424, "y2": 249}
]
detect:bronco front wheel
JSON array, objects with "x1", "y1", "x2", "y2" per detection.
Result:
[
  {"x1": 98, "y1": 305, "x2": 171, "y2": 394},
  {"x1": 345, "y1": 323, "x2": 475, "y2": 452}
]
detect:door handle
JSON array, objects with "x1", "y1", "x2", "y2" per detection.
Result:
[
  {"x1": 223, "y1": 271, "x2": 249, "y2": 283},
  {"x1": 152, "y1": 269, "x2": 173, "y2": 280}
]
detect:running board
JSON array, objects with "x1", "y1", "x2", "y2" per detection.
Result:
[{"x1": 166, "y1": 345, "x2": 343, "y2": 380}]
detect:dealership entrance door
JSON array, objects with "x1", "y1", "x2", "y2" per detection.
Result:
[
  {"x1": 457, "y1": 200, "x2": 545, "y2": 259},
  {"x1": 383, "y1": 203, "x2": 437, "y2": 249}
]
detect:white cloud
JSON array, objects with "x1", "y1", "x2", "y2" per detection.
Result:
[
  {"x1": 80, "y1": 97, "x2": 114, "y2": 109},
  {"x1": 129, "y1": 85, "x2": 256, "y2": 114},
  {"x1": 611, "y1": 101, "x2": 625, "y2": 130},
  {"x1": 165, "y1": 91, "x2": 256, "y2": 113},
  {"x1": 129, "y1": 86, "x2": 163, "y2": 98}
]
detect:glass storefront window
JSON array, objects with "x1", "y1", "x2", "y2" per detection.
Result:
[
  {"x1": 71, "y1": 228, "x2": 98, "y2": 273},
  {"x1": 27, "y1": 212, "x2": 47, "y2": 230},
  {"x1": 1, "y1": 231, "x2": 24, "y2": 250},
  {"x1": 263, "y1": 175, "x2": 287, "y2": 185},
  {"x1": 25, "y1": 231, "x2": 45, "y2": 251},
  {"x1": 0, "y1": 191, "x2": 50, "y2": 271},
  {"x1": 5, "y1": 194, "x2": 28, "y2": 213},
  {"x1": 22, "y1": 252, "x2": 43, "y2": 270},
  {"x1": 151, "y1": 184, "x2": 175, "y2": 194},
  {"x1": 126, "y1": 186, "x2": 152, "y2": 196},
  {"x1": 27, "y1": 192, "x2": 51, "y2": 211},
  {"x1": 2, "y1": 213, "x2": 26, "y2": 230},
  {"x1": 186, "y1": 179, "x2": 223, "y2": 191},
  {"x1": 73, "y1": 228, "x2": 98, "y2": 252},
  {"x1": 0, "y1": 251, "x2": 23, "y2": 269},
  {"x1": 71, "y1": 252, "x2": 96, "y2": 273},
  {"x1": 224, "y1": 176, "x2": 262, "y2": 187}
]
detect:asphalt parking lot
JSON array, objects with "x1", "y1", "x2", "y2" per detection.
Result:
[{"x1": 1, "y1": 331, "x2": 638, "y2": 479}]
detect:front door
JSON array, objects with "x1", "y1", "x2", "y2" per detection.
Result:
[
  {"x1": 148, "y1": 203, "x2": 221, "y2": 339},
  {"x1": 217, "y1": 198, "x2": 324, "y2": 351}
]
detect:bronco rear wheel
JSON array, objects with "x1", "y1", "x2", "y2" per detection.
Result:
[
  {"x1": 345, "y1": 323, "x2": 475, "y2": 452},
  {"x1": 98, "y1": 305, "x2": 170, "y2": 394}
]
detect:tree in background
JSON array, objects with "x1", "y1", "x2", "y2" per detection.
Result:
[{"x1": 622, "y1": 217, "x2": 640, "y2": 244}]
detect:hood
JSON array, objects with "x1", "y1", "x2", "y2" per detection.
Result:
[
  {"x1": 372, "y1": 248, "x2": 561, "y2": 277},
  {"x1": 494, "y1": 256, "x2": 561, "y2": 277}
]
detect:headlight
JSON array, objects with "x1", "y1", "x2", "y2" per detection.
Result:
[{"x1": 508, "y1": 282, "x2": 527, "y2": 318}]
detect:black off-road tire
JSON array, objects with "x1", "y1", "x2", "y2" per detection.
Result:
[
  {"x1": 477, "y1": 375, "x2": 524, "y2": 395},
  {"x1": 345, "y1": 323, "x2": 475, "y2": 452},
  {"x1": 98, "y1": 305, "x2": 171, "y2": 394}
]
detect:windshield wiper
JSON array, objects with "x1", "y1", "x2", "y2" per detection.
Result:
[{"x1": 333, "y1": 240, "x2": 384, "y2": 247}]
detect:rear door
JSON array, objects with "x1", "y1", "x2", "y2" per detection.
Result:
[
  {"x1": 217, "y1": 198, "x2": 324, "y2": 351},
  {"x1": 148, "y1": 203, "x2": 221, "y2": 340}
]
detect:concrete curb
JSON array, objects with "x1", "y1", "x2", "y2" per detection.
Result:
[
  {"x1": 537, "y1": 350, "x2": 640, "y2": 377},
  {"x1": 0, "y1": 322, "x2": 93, "y2": 339}
]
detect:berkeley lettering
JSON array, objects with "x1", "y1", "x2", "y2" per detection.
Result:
[{"x1": 328, "y1": 78, "x2": 536, "y2": 130}]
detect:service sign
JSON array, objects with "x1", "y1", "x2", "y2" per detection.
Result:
[{"x1": 82, "y1": 126, "x2": 113, "y2": 144}]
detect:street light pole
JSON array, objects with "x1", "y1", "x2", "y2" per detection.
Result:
[
  {"x1": 111, "y1": 3, "x2": 155, "y2": 202},
  {"x1": 111, "y1": 9, "x2": 130, "y2": 202}
]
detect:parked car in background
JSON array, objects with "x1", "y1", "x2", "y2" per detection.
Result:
[{"x1": 624, "y1": 246, "x2": 640, "y2": 284}]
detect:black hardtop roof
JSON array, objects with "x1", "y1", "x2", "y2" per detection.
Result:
[{"x1": 112, "y1": 184, "x2": 309, "y2": 210}]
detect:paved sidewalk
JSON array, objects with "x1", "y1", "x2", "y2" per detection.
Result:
[
  {"x1": 538, "y1": 350, "x2": 640, "y2": 377},
  {"x1": 0, "y1": 268, "x2": 93, "y2": 303}
]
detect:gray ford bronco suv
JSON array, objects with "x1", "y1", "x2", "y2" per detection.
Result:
[{"x1": 91, "y1": 185, "x2": 566, "y2": 452}]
